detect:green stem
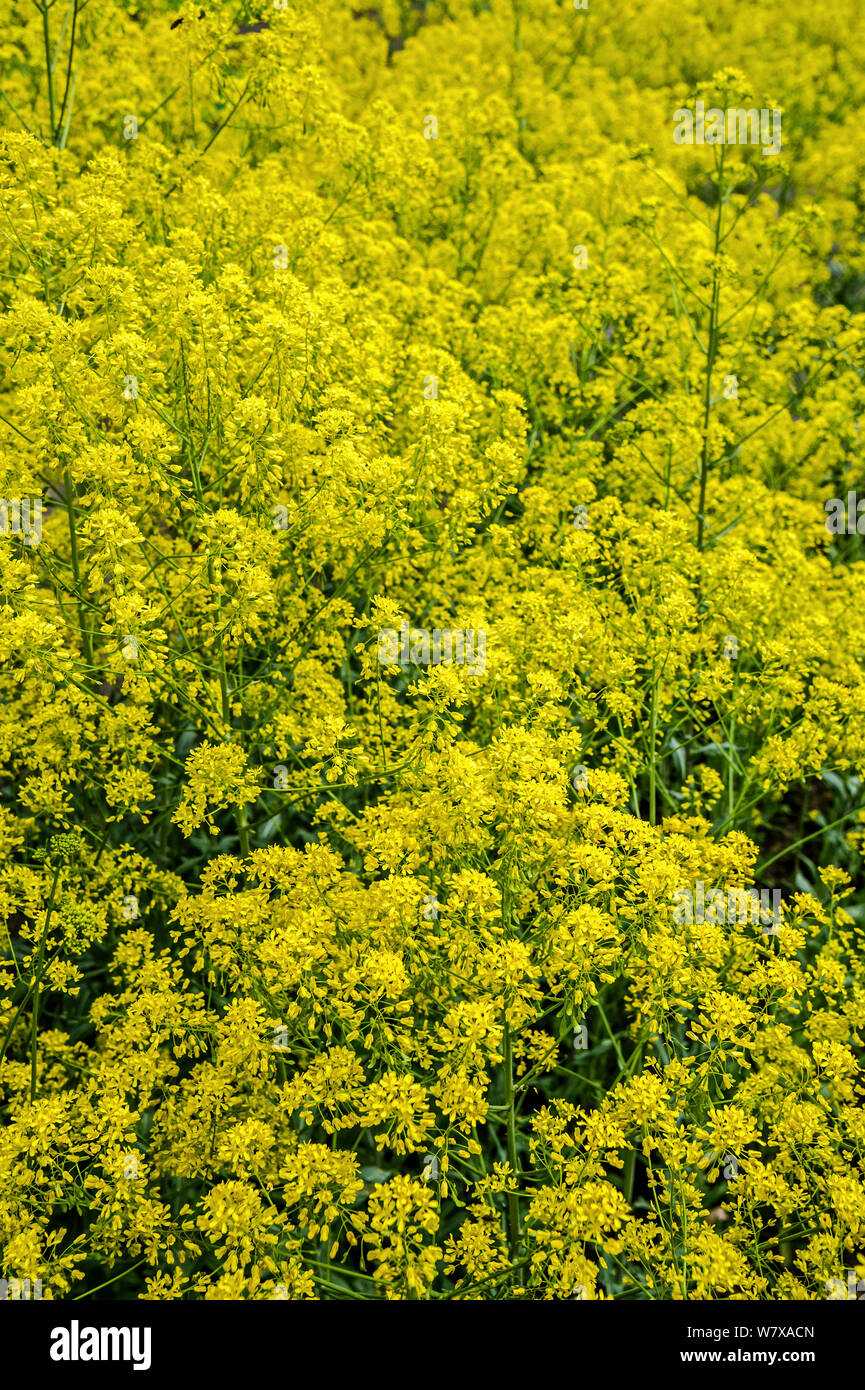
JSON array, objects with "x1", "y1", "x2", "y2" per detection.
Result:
[
  {"x1": 64, "y1": 470, "x2": 94, "y2": 672},
  {"x1": 53, "y1": 0, "x2": 78, "y2": 145},
  {"x1": 596, "y1": 997, "x2": 627, "y2": 1072},
  {"x1": 40, "y1": 1, "x2": 56, "y2": 139},
  {"x1": 757, "y1": 807, "x2": 864, "y2": 875},
  {"x1": 0, "y1": 978, "x2": 39, "y2": 1064},
  {"x1": 623, "y1": 1147, "x2": 637, "y2": 1207},
  {"x1": 72, "y1": 1257, "x2": 148, "y2": 1300},
  {"x1": 502, "y1": 1019, "x2": 523, "y2": 1281},
  {"x1": 30, "y1": 863, "x2": 62, "y2": 1103},
  {"x1": 235, "y1": 802, "x2": 250, "y2": 859},
  {"x1": 696, "y1": 144, "x2": 727, "y2": 555},
  {"x1": 649, "y1": 667, "x2": 658, "y2": 826}
]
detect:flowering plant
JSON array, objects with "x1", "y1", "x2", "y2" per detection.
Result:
[{"x1": 0, "y1": 0, "x2": 863, "y2": 1301}]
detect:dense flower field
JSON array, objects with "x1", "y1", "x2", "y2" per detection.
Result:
[{"x1": 1, "y1": 0, "x2": 864, "y2": 1302}]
